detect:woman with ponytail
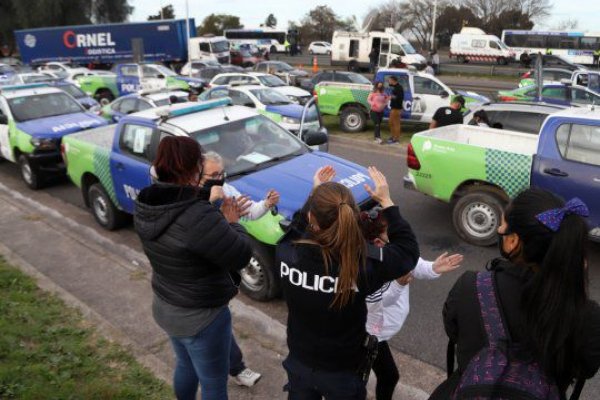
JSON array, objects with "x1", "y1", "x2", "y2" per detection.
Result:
[
  {"x1": 431, "y1": 188, "x2": 600, "y2": 399},
  {"x1": 277, "y1": 166, "x2": 419, "y2": 399}
]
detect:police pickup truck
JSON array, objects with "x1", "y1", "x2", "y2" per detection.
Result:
[
  {"x1": 316, "y1": 68, "x2": 489, "y2": 132},
  {"x1": 61, "y1": 99, "x2": 376, "y2": 300},
  {"x1": 0, "y1": 83, "x2": 107, "y2": 189},
  {"x1": 77, "y1": 63, "x2": 206, "y2": 104},
  {"x1": 404, "y1": 107, "x2": 600, "y2": 246}
]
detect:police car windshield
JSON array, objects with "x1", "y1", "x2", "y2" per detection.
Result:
[
  {"x1": 250, "y1": 88, "x2": 292, "y2": 105},
  {"x1": 190, "y1": 115, "x2": 306, "y2": 176},
  {"x1": 153, "y1": 65, "x2": 177, "y2": 77},
  {"x1": 8, "y1": 92, "x2": 84, "y2": 122},
  {"x1": 347, "y1": 74, "x2": 371, "y2": 84},
  {"x1": 59, "y1": 84, "x2": 86, "y2": 98},
  {"x1": 257, "y1": 75, "x2": 286, "y2": 87}
]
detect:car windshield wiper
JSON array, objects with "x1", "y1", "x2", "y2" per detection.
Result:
[{"x1": 228, "y1": 152, "x2": 303, "y2": 177}]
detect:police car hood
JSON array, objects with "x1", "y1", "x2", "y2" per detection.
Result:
[
  {"x1": 272, "y1": 86, "x2": 311, "y2": 97},
  {"x1": 455, "y1": 90, "x2": 490, "y2": 104},
  {"x1": 230, "y1": 152, "x2": 373, "y2": 219},
  {"x1": 16, "y1": 112, "x2": 107, "y2": 138},
  {"x1": 265, "y1": 104, "x2": 309, "y2": 120}
]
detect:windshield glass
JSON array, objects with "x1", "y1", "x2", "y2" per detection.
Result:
[
  {"x1": 8, "y1": 92, "x2": 83, "y2": 122},
  {"x1": 497, "y1": 41, "x2": 509, "y2": 50},
  {"x1": 190, "y1": 115, "x2": 305, "y2": 176},
  {"x1": 347, "y1": 73, "x2": 371, "y2": 84},
  {"x1": 212, "y1": 41, "x2": 230, "y2": 53},
  {"x1": 257, "y1": 75, "x2": 286, "y2": 87},
  {"x1": 59, "y1": 84, "x2": 86, "y2": 98},
  {"x1": 154, "y1": 94, "x2": 188, "y2": 107},
  {"x1": 391, "y1": 44, "x2": 404, "y2": 56},
  {"x1": 401, "y1": 43, "x2": 416, "y2": 55},
  {"x1": 153, "y1": 65, "x2": 177, "y2": 77},
  {"x1": 22, "y1": 75, "x2": 51, "y2": 83},
  {"x1": 273, "y1": 62, "x2": 293, "y2": 72},
  {"x1": 249, "y1": 88, "x2": 292, "y2": 105}
]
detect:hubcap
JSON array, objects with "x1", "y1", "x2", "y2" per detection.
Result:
[
  {"x1": 461, "y1": 202, "x2": 498, "y2": 239},
  {"x1": 345, "y1": 114, "x2": 361, "y2": 129},
  {"x1": 92, "y1": 193, "x2": 109, "y2": 225},
  {"x1": 21, "y1": 160, "x2": 33, "y2": 184},
  {"x1": 240, "y1": 257, "x2": 265, "y2": 292}
]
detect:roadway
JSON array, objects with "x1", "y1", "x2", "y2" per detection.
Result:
[{"x1": 0, "y1": 136, "x2": 599, "y2": 398}]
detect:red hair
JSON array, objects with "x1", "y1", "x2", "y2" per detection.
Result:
[{"x1": 153, "y1": 136, "x2": 203, "y2": 185}]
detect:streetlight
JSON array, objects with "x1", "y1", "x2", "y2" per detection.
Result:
[{"x1": 431, "y1": 0, "x2": 437, "y2": 52}]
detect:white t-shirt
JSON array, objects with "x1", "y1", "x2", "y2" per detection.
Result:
[
  {"x1": 365, "y1": 257, "x2": 440, "y2": 341},
  {"x1": 223, "y1": 183, "x2": 269, "y2": 221}
]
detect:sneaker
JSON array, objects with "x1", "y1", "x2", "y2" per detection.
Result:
[
  {"x1": 374, "y1": 138, "x2": 382, "y2": 144},
  {"x1": 233, "y1": 368, "x2": 262, "y2": 387},
  {"x1": 386, "y1": 138, "x2": 396, "y2": 144}
]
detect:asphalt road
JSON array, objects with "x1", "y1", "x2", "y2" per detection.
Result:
[{"x1": 1, "y1": 138, "x2": 599, "y2": 397}]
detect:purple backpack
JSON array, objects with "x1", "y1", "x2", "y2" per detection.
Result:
[{"x1": 452, "y1": 271, "x2": 561, "y2": 400}]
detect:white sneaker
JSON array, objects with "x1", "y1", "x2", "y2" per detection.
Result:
[
  {"x1": 233, "y1": 368, "x2": 262, "y2": 387},
  {"x1": 374, "y1": 138, "x2": 382, "y2": 144}
]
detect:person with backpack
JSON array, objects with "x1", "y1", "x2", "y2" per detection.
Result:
[
  {"x1": 430, "y1": 188, "x2": 600, "y2": 400},
  {"x1": 277, "y1": 166, "x2": 420, "y2": 399}
]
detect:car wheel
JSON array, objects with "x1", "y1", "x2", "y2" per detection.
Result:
[
  {"x1": 452, "y1": 189, "x2": 506, "y2": 246},
  {"x1": 340, "y1": 106, "x2": 367, "y2": 133},
  {"x1": 457, "y1": 55, "x2": 467, "y2": 64},
  {"x1": 239, "y1": 239, "x2": 280, "y2": 301},
  {"x1": 96, "y1": 89, "x2": 114, "y2": 105},
  {"x1": 88, "y1": 183, "x2": 129, "y2": 230},
  {"x1": 497, "y1": 57, "x2": 507, "y2": 65},
  {"x1": 309, "y1": 50, "x2": 314, "y2": 55},
  {"x1": 18, "y1": 154, "x2": 42, "y2": 190},
  {"x1": 327, "y1": 50, "x2": 331, "y2": 56}
]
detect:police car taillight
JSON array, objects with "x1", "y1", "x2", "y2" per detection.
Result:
[{"x1": 407, "y1": 143, "x2": 421, "y2": 171}]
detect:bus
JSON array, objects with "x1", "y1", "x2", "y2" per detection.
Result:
[
  {"x1": 223, "y1": 28, "x2": 288, "y2": 54},
  {"x1": 502, "y1": 30, "x2": 600, "y2": 65}
]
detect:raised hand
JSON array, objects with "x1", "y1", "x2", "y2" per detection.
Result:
[
  {"x1": 264, "y1": 189, "x2": 280, "y2": 208},
  {"x1": 209, "y1": 186, "x2": 224, "y2": 204},
  {"x1": 313, "y1": 165, "x2": 336, "y2": 188},
  {"x1": 432, "y1": 252, "x2": 464, "y2": 274},
  {"x1": 364, "y1": 166, "x2": 393, "y2": 208},
  {"x1": 221, "y1": 197, "x2": 241, "y2": 223},
  {"x1": 236, "y1": 195, "x2": 252, "y2": 217}
]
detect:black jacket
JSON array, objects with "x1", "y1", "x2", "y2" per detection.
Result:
[
  {"x1": 390, "y1": 83, "x2": 404, "y2": 109},
  {"x1": 134, "y1": 184, "x2": 252, "y2": 309},
  {"x1": 276, "y1": 206, "x2": 419, "y2": 372},
  {"x1": 433, "y1": 260, "x2": 600, "y2": 399}
]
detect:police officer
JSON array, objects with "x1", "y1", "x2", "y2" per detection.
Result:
[
  {"x1": 277, "y1": 166, "x2": 419, "y2": 399},
  {"x1": 593, "y1": 46, "x2": 600, "y2": 68}
]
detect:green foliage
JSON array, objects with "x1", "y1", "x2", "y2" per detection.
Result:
[
  {"x1": 0, "y1": 258, "x2": 171, "y2": 399},
  {"x1": 197, "y1": 14, "x2": 243, "y2": 36},
  {"x1": 293, "y1": 5, "x2": 356, "y2": 44},
  {"x1": 148, "y1": 4, "x2": 176, "y2": 21},
  {"x1": 265, "y1": 14, "x2": 278, "y2": 28}
]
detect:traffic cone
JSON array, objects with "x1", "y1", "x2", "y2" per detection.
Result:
[{"x1": 312, "y1": 56, "x2": 318, "y2": 73}]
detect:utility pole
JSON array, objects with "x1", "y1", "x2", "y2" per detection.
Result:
[
  {"x1": 185, "y1": 0, "x2": 192, "y2": 77},
  {"x1": 430, "y1": 0, "x2": 437, "y2": 51}
]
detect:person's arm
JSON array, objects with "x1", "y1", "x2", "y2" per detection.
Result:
[
  {"x1": 184, "y1": 204, "x2": 253, "y2": 272},
  {"x1": 430, "y1": 108, "x2": 442, "y2": 129},
  {"x1": 412, "y1": 258, "x2": 439, "y2": 280},
  {"x1": 429, "y1": 120, "x2": 438, "y2": 129},
  {"x1": 242, "y1": 199, "x2": 269, "y2": 220},
  {"x1": 443, "y1": 272, "x2": 467, "y2": 343}
]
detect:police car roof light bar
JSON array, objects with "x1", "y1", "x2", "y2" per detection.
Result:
[
  {"x1": 157, "y1": 97, "x2": 232, "y2": 120},
  {"x1": 0, "y1": 83, "x2": 49, "y2": 93}
]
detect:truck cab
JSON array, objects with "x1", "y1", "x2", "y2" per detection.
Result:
[
  {"x1": 331, "y1": 28, "x2": 427, "y2": 71},
  {"x1": 188, "y1": 36, "x2": 231, "y2": 64}
]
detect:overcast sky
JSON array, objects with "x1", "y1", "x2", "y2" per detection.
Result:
[{"x1": 131, "y1": 0, "x2": 600, "y2": 33}]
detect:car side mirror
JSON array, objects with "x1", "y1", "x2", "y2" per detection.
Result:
[
  {"x1": 439, "y1": 90, "x2": 449, "y2": 98},
  {"x1": 0, "y1": 114, "x2": 8, "y2": 125},
  {"x1": 156, "y1": 74, "x2": 165, "y2": 79},
  {"x1": 243, "y1": 103, "x2": 256, "y2": 108},
  {"x1": 304, "y1": 128, "x2": 328, "y2": 146}
]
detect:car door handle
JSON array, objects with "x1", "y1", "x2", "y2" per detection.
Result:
[
  {"x1": 543, "y1": 168, "x2": 569, "y2": 177},
  {"x1": 116, "y1": 162, "x2": 125, "y2": 171}
]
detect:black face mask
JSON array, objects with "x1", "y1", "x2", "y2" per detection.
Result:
[{"x1": 203, "y1": 178, "x2": 225, "y2": 189}]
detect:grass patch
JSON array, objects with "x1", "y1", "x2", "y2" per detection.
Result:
[
  {"x1": 0, "y1": 257, "x2": 172, "y2": 400},
  {"x1": 323, "y1": 115, "x2": 426, "y2": 147}
]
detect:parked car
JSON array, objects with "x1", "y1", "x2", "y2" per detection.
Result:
[
  {"x1": 0, "y1": 64, "x2": 17, "y2": 84},
  {"x1": 200, "y1": 84, "x2": 327, "y2": 150},
  {"x1": 519, "y1": 69, "x2": 600, "y2": 94},
  {"x1": 61, "y1": 99, "x2": 360, "y2": 301},
  {"x1": 316, "y1": 68, "x2": 489, "y2": 132},
  {"x1": 463, "y1": 102, "x2": 567, "y2": 134},
  {"x1": 208, "y1": 72, "x2": 312, "y2": 104},
  {"x1": 450, "y1": 27, "x2": 515, "y2": 65},
  {"x1": 300, "y1": 70, "x2": 372, "y2": 92},
  {"x1": 179, "y1": 59, "x2": 221, "y2": 76},
  {"x1": 529, "y1": 54, "x2": 585, "y2": 71},
  {"x1": 253, "y1": 61, "x2": 308, "y2": 86},
  {"x1": 99, "y1": 89, "x2": 190, "y2": 122},
  {"x1": 404, "y1": 107, "x2": 600, "y2": 245},
  {"x1": 308, "y1": 41, "x2": 332, "y2": 55},
  {"x1": 498, "y1": 83, "x2": 600, "y2": 107},
  {"x1": 230, "y1": 44, "x2": 264, "y2": 67},
  {"x1": 6, "y1": 72, "x2": 54, "y2": 85},
  {"x1": 51, "y1": 81, "x2": 100, "y2": 110}
]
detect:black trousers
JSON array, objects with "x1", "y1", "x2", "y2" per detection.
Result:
[
  {"x1": 372, "y1": 341, "x2": 400, "y2": 400},
  {"x1": 370, "y1": 110, "x2": 384, "y2": 139}
]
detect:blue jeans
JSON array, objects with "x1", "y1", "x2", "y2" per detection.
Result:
[
  {"x1": 229, "y1": 335, "x2": 246, "y2": 376},
  {"x1": 170, "y1": 307, "x2": 232, "y2": 400},
  {"x1": 282, "y1": 355, "x2": 367, "y2": 400}
]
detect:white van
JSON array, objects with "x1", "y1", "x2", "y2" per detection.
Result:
[
  {"x1": 450, "y1": 27, "x2": 515, "y2": 65},
  {"x1": 331, "y1": 28, "x2": 427, "y2": 70},
  {"x1": 188, "y1": 35, "x2": 230, "y2": 64}
]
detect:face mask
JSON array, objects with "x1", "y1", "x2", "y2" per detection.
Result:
[{"x1": 203, "y1": 178, "x2": 225, "y2": 189}]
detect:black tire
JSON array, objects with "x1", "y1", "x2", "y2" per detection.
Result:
[
  {"x1": 452, "y1": 189, "x2": 506, "y2": 246},
  {"x1": 348, "y1": 60, "x2": 359, "y2": 72},
  {"x1": 327, "y1": 50, "x2": 331, "y2": 56},
  {"x1": 18, "y1": 154, "x2": 42, "y2": 190},
  {"x1": 87, "y1": 183, "x2": 128, "y2": 230},
  {"x1": 96, "y1": 89, "x2": 114, "y2": 105},
  {"x1": 340, "y1": 106, "x2": 367, "y2": 133},
  {"x1": 239, "y1": 239, "x2": 280, "y2": 301},
  {"x1": 309, "y1": 50, "x2": 314, "y2": 55},
  {"x1": 457, "y1": 55, "x2": 468, "y2": 64},
  {"x1": 497, "y1": 57, "x2": 507, "y2": 65}
]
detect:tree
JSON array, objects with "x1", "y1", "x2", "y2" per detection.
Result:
[
  {"x1": 435, "y1": 6, "x2": 482, "y2": 46},
  {"x1": 91, "y1": 0, "x2": 134, "y2": 23},
  {"x1": 148, "y1": 4, "x2": 175, "y2": 20},
  {"x1": 197, "y1": 14, "x2": 243, "y2": 36},
  {"x1": 486, "y1": 9, "x2": 533, "y2": 37},
  {"x1": 265, "y1": 13, "x2": 277, "y2": 28},
  {"x1": 295, "y1": 5, "x2": 355, "y2": 44},
  {"x1": 552, "y1": 18, "x2": 579, "y2": 30},
  {"x1": 461, "y1": 0, "x2": 550, "y2": 27}
]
